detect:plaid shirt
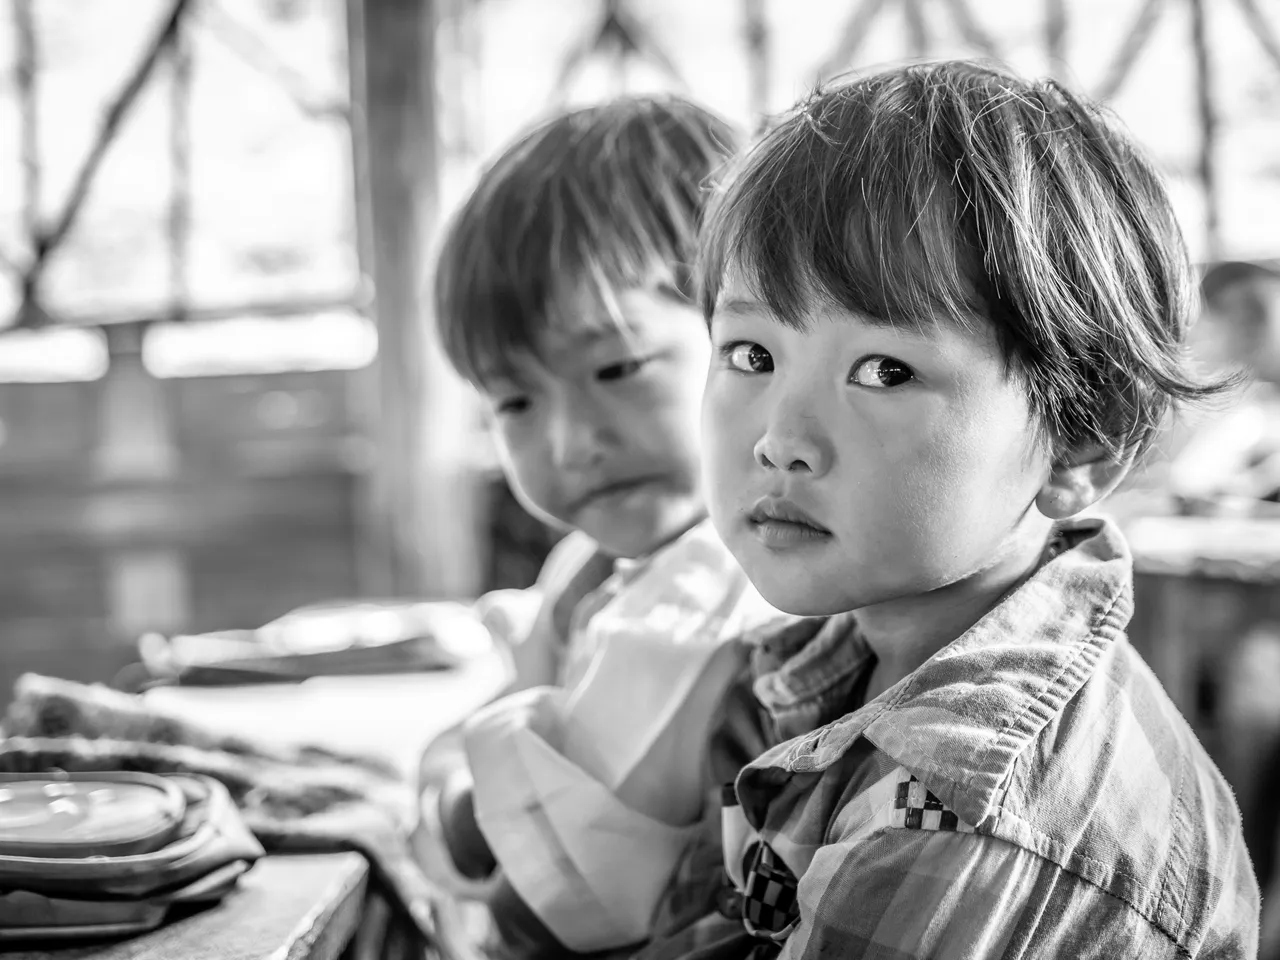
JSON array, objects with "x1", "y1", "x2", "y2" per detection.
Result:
[{"x1": 637, "y1": 518, "x2": 1260, "y2": 960}]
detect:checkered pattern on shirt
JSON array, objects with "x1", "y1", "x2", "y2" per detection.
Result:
[
  {"x1": 740, "y1": 840, "x2": 800, "y2": 939},
  {"x1": 892, "y1": 774, "x2": 976, "y2": 833}
]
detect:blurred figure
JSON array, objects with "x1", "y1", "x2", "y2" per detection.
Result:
[
  {"x1": 1171, "y1": 261, "x2": 1280, "y2": 505},
  {"x1": 414, "y1": 96, "x2": 789, "y2": 958}
]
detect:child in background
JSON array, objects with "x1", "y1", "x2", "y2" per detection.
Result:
[
  {"x1": 640, "y1": 61, "x2": 1259, "y2": 959},
  {"x1": 413, "y1": 97, "x2": 785, "y2": 958},
  {"x1": 1169, "y1": 261, "x2": 1280, "y2": 505}
]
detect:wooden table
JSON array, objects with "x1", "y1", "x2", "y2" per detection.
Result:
[
  {"x1": 3, "y1": 854, "x2": 368, "y2": 960},
  {"x1": 7, "y1": 653, "x2": 509, "y2": 959}
]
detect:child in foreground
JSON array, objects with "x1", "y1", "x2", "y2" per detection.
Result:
[
  {"x1": 638, "y1": 61, "x2": 1260, "y2": 959},
  {"x1": 412, "y1": 97, "x2": 785, "y2": 958}
]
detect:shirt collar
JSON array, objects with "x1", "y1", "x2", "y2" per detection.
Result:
[{"x1": 740, "y1": 517, "x2": 1134, "y2": 830}]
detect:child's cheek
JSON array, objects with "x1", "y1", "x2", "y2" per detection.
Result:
[{"x1": 875, "y1": 404, "x2": 1006, "y2": 556}]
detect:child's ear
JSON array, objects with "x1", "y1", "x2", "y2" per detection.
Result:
[{"x1": 1035, "y1": 442, "x2": 1133, "y2": 520}]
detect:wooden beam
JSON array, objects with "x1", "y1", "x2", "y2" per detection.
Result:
[
  {"x1": 7, "y1": 290, "x2": 367, "y2": 332},
  {"x1": 439, "y1": 0, "x2": 484, "y2": 161},
  {"x1": 13, "y1": 0, "x2": 38, "y2": 249},
  {"x1": 9, "y1": 0, "x2": 37, "y2": 307},
  {"x1": 938, "y1": 0, "x2": 1002, "y2": 61},
  {"x1": 92, "y1": 323, "x2": 190, "y2": 638},
  {"x1": 1190, "y1": 0, "x2": 1221, "y2": 260},
  {"x1": 904, "y1": 0, "x2": 929, "y2": 59},
  {"x1": 743, "y1": 0, "x2": 771, "y2": 122},
  {"x1": 1095, "y1": 0, "x2": 1165, "y2": 101},
  {"x1": 816, "y1": 0, "x2": 891, "y2": 82},
  {"x1": 346, "y1": 0, "x2": 483, "y2": 599},
  {"x1": 169, "y1": 15, "x2": 192, "y2": 319},
  {"x1": 9, "y1": 1, "x2": 190, "y2": 331},
  {"x1": 1232, "y1": 0, "x2": 1280, "y2": 77},
  {"x1": 195, "y1": 1, "x2": 349, "y2": 121},
  {"x1": 345, "y1": 0, "x2": 388, "y2": 599},
  {"x1": 554, "y1": 0, "x2": 683, "y2": 102},
  {"x1": 37, "y1": 0, "x2": 191, "y2": 261},
  {"x1": 1045, "y1": 0, "x2": 1068, "y2": 74}
]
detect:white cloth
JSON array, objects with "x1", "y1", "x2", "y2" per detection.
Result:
[
  {"x1": 466, "y1": 686, "x2": 698, "y2": 949},
  {"x1": 463, "y1": 520, "x2": 783, "y2": 951}
]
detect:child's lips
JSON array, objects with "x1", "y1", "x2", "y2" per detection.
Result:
[
  {"x1": 746, "y1": 497, "x2": 833, "y2": 547},
  {"x1": 573, "y1": 476, "x2": 659, "y2": 512}
]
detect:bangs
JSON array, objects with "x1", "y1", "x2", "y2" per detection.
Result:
[
  {"x1": 698, "y1": 82, "x2": 999, "y2": 336},
  {"x1": 698, "y1": 61, "x2": 1234, "y2": 461},
  {"x1": 435, "y1": 97, "x2": 736, "y2": 387},
  {"x1": 438, "y1": 206, "x2": 688, "y2": 387}
]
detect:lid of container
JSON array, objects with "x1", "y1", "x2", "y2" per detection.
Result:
[{"x1": 0, "y1": 772, "x2": 185, "y2": 860}]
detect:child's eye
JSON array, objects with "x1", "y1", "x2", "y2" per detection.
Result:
[
  {"x1": 597, "y1": 357, "x2": 649, "y2": 382},
  {"x1": 494, "y1": 396, "x2": 531, "y2": 416},
  {"x1": 723, "y1": 342, "x2": 774, "y2": 373},
  {"x1": 850, "y1": 356, "x2": 914, "y2": 388}
]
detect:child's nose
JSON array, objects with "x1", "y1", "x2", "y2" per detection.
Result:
[
  {"x1": 549, "y1": 409, "x2": 610, "y2": 471},
  {"x1": 752, "y1": 397, "x2": 832, "y2": 477}
]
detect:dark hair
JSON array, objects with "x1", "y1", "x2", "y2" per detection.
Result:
[
  {"x1": 435, "y1": 96, "x2": 739, "y2": 386},
  {"x1": 698, "y1": 60, "x2": 1233, "y2": 459}
]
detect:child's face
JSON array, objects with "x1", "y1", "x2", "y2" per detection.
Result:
[
  {"x1": 703, "y1": 282, "x2": 1056, "y2": 616},
  {"x1": 482, "y1": 287, "x2": 710, "y2": 559}
]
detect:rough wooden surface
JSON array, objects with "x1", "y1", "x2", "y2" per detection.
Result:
[
  {"x1": 1126, "y1": 516, "x2": 1280, "y2": 583},
  {"x1": 5, "y1": 853, "x2": 368, "y2": 960}
]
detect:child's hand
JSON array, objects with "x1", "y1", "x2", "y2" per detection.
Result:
[
  {"x1": 475, "y1": 589, "x2": 557, "y2": 690},
  {"x1": 413, "y1": 769, "x2": 503, "y2": 900},
  {"x1": 438, "y1": 772, "x2": 497, "y2": 880},
  {"x1": 474, "y1": 589, "x2": 542, "y2": 649}
]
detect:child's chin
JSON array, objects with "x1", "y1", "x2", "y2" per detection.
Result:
[
  {"x1": 751, "y1": 576, "x2": 853, "y2": 618},
  {"x1": 593, "y1": 501, "x2": 704, "y2": 558},
  {"x1": 591, "y1": 519, "x2": 684, "y2": 560}
]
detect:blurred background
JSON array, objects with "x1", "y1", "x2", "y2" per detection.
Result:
[{"x1": 0, "y1": 0, "x2": 1278, "y2": 947}]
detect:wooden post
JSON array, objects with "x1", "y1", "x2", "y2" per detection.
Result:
[
  {"x1": 1233, "y1": 0, "x2": 1280, "y2": 78},
  {"x1": 94, "y1": 323, "x2": 190, "y2": 638},
  {"x1": 939, "y1": 0, "x2": 1002, "y2": 61},
  {"x1": 903, "y1": 0, "x2": 929, "y2": 59},
  {"x1": 1045, "y1": 0, "x2": 1067, "y2": 76},
  {"x1": 13, "y1": 0, "x2": 41, "y2": 325},
  {"x1": 1095, "y1": 0, "x2": 1164, "y2": 102},
  {"x1": 817, "y1": 0, "x2": 891, "y2": 82},
  {"x1": 345, "y1": 0, "x2": 483, "y2": 600},
  {"x1": 1189, "y1": 0, "x2": 1221, "y2": 260},
  {"x1": 13, "y1": 0, "x2": 38, "y2": 249},
  {"x1": 169, "y1": 12, "x2": 191, "y2": 317},
  {"x1": 743, "y1": 0, "x2": 771, "y2": 123}
]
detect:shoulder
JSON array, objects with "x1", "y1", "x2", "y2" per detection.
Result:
[
  {"x1": 996, "y1": 635, "x2": 1256, "y2": 954},
  {"x1": 743, "y1": 630, "x2": 1256, "y2": 955},
  {"x1": 788, "y1": 822, "x2": 1185, "y2": 960}
]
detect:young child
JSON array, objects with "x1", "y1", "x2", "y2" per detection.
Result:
[
  {"x1": 414, "y1": 97, "x2": 785, "y2": 957},
  {"x1": 640, "y1": 61, "x2": 1259, "y2": 958}
]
